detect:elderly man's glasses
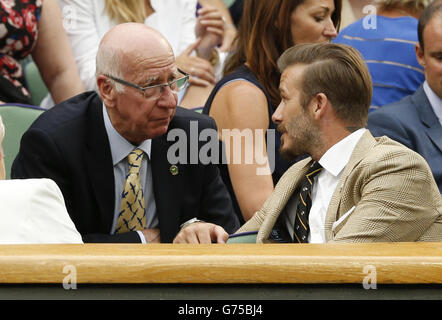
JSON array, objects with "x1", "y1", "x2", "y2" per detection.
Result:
[{"x1": 105, "y1": 69, "x2": 189, "y2": 100}]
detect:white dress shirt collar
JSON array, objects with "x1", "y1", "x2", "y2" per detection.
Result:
[
  {"x1": 318, "y1": 128, "x2": 367, "y2": 178},
  {"x1": 423, "y1": 81, "x2": 442, "y2": 125},
  {"x1": 102, "y1": 104, "x2": 152, "y2": 165}
]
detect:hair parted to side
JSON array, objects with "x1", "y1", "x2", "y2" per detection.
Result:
[
  {"x1": 277, "y1": 43, "x2": 372, "y2": 127},
  {"x1": 418, "y1": 0, "x2": 442, "y2": 51},
  {"x1": 224, "y1": 0, "x2": 341, "y2": 108},
  {"x1": 105, "y1": 0, "x2": 147, "y2": 24}
]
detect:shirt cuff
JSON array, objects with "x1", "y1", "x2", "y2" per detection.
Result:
[{"x1": 136, "y1": 230, "x2": 147, "y2": 244}]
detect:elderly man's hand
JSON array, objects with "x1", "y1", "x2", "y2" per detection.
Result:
[{"x1": 173, "y1": 222, "x2": 229, "y2": 244}]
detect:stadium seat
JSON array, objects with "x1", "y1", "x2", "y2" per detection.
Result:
[
  {"x1": 226, "y1": 231, "x2": 258, "y2": 243},
  {"x1": 23, "y1": 60, "x2": 48, "y2": 106},
  {"x1": 0, "y1": 104, "x2": 44, "y2": 179}
]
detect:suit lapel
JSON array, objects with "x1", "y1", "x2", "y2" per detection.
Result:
[
  {"x1": 412, "y1": 87, "x2": 442, "y2": 153},
  {"x1": 84, "y1": 97, "x2": 115, "y2": 232},
  {"x1": 258, "y1": 132, "x2": 378, "y2": 242},
  {"x1": 324, "y1": 131, "x2": 377, "y2": 241},
  {"x1": 257, "y1": 157, "x2": 312, "y2": 242},
  {"x1": 151, "y1": 134, "x2": 181, "y2": 243}
]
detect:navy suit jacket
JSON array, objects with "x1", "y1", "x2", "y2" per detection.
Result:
[
  {"x1": 11, "y1": 92, "x2": 239, "y2": 242},
  {"x1": 367, "y1": 85, "x2": 442, "y2": 193}
]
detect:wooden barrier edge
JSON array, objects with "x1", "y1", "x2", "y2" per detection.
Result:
[{"x1": 0, "y1": 243, "x2": 440, "y2": 284}]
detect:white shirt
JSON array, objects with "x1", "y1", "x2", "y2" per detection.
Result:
[
  {"x1": 423, "y1": 81, "x2": 442, "y2": 125},
  {"x1": 102, "y1": 105, "x2": 158, "y2": 243},
  {"x1": 0, "y1": 179, "x2": 83, "y2": 244},
  {"x1": 285, "y1": 128, "x2": 367, "y2": 243}
]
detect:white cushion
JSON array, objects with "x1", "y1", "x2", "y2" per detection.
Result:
[{"x1": 0, "y1": 179, "x2": 83, "y2": 244}]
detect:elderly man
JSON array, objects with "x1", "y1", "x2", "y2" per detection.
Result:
[
  {"x1": 12, "y1": 23, "x2": 239, "y2": 243},
  {"x1": 368, "y1": 0, "x2": 442, "y2": 193},
  {"x1": 235, "y1": 42, "x2": 441, "y2": 243}
]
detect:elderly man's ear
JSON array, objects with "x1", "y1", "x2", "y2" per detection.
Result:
[{"x1": 97, "y1": 75, "x2": 118, "y2": 108}]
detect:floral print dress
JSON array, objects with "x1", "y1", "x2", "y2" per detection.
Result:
[{"x1": 0, "y1": 0, "x2": 43, "y2": 104}]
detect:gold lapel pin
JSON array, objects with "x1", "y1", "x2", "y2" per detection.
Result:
[{"x1": 170, "y1": 165, "x2": 179, "y2": 176}]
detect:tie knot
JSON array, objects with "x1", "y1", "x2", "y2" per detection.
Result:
[
  {"x1": 305, "y1": 161, "x2": 322, "y2": 180},
  {"x1": 127, "y1": 148, "x2": 144, "y2": 174}
]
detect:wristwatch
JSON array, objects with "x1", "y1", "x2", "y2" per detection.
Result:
[{"x1": 180, "y1": 217, "x2": 204, "y2": 230}]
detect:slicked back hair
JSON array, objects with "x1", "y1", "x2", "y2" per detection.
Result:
[{"x1": 277, "y1": 43, "x2": 372, "y2": 127}]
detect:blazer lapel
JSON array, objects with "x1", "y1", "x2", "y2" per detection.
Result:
[
  {"x1": 412, "y1": 87, "x2": 442, "y2": 153},
  {"x1": 84, "y1": 99, "x2": 115, "y2": 232},
  {"x1": 257, "y1": 157, "x2": 312, "y2": 243},
  {"x1": 151, "y1": 134, "x2": 181, "y2": 243},
  {"x1": 324, "y1": 130, "x2": 377, "y2": 241}
]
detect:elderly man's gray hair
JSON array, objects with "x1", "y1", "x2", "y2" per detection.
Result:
[{"x1": 95, "y1": 43, "x2": 125, "y2": 93}]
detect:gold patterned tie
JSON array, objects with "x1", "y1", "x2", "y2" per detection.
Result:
[
  {"x1": 115, "y1": 148, "x2": 146, "y2": 234},
  {"x1": 293, "y1": 161, "x2": 323, "y2": 243}
]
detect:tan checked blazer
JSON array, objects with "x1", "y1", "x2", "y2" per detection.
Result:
[{"x1": 237, "y1": 131, "x2": 442, "y2": 243}]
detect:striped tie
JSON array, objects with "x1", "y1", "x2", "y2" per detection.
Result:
[
  {"x1": 115, "y1": 148, "x2": 146, "y2": 234},
  {"x1": 293, "y1": 161, "x2": 323, "y2": 243}
]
